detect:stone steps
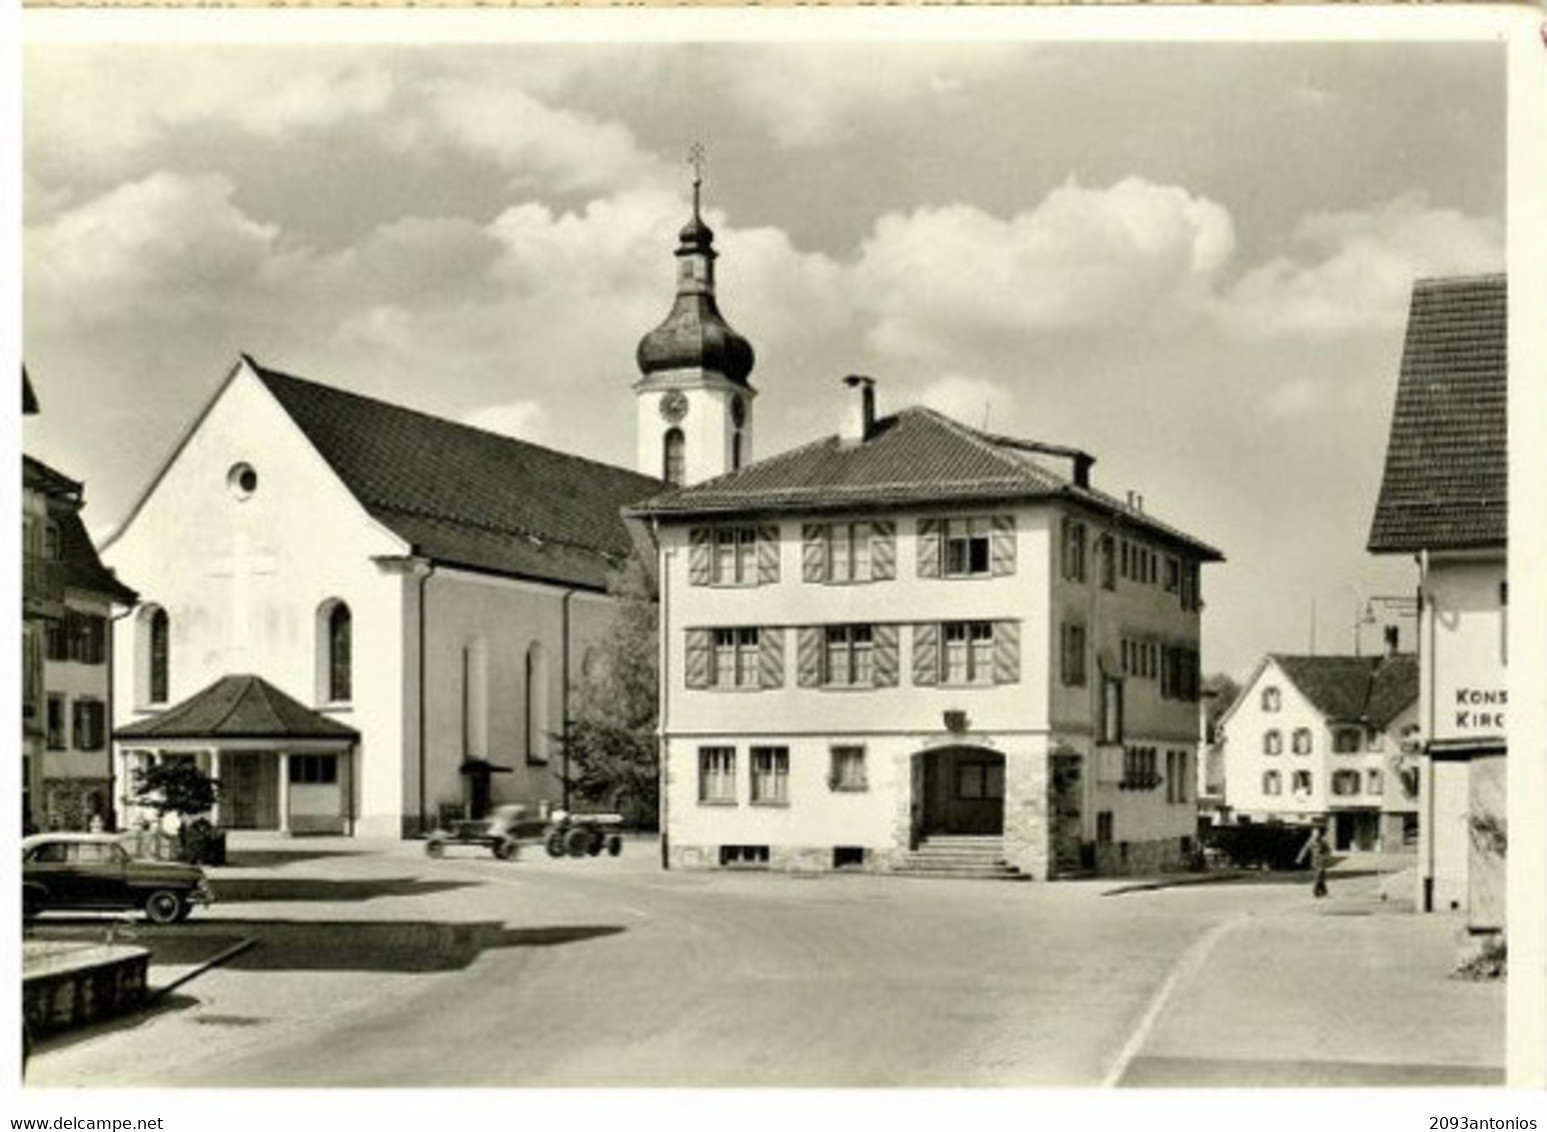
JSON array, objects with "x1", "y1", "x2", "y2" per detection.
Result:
[{"x1": 894, "y1": 836, "x2": 1027, "y2": 881}]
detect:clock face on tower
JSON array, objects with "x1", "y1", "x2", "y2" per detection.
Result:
[
  {"x1": 729, "y1": 394, "x2": 746, "y2": 428},
  {"x1": 660, "y1": 390, "x2": 689, "y2": 423}
]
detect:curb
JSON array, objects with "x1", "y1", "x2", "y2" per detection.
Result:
[
  {"x1": 1101, "y1": 872, "x2": 1252, "y2": 896},
  {"x1": 149, "y1": 937, "x2": 257, "y2": 1000}
]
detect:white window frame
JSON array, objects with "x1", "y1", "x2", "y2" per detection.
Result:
[
  {"x1": 699, "y1": 746, "x2": 737, "y2": 804},
  {"x1": 823, "y1": 624, "x2": 874, "y2": 688},
  {"x1": 712, "y1": 527, "x2": 759, "y2": 586},
  {"x1": 942, "y1": 518, "x2": 991, "y2": 578},
  {"x1": 712, "y1": 628, "x2": 761, "y2": 689},
  {"x1": 942, "y1": 621, "x2": 994, "y2": 686},
  {"x1": 750, "y1": 746, "x2": 789, "y2": 805}
]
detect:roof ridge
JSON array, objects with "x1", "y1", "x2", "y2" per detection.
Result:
[
  {"x1": 907, "y1": 406, "x2": 1044, "y2": 480},
  {"x1": 249, "y1": 358, "x2": 657, "y2": 487}
]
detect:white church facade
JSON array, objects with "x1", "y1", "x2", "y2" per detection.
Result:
[{"x1": 106, "y1": 356, "x2": 661, "y2": 837}]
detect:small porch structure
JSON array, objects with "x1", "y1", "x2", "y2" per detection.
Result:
[{"x1": 114, "y1": 674, "x2": 359, "y2": 835}]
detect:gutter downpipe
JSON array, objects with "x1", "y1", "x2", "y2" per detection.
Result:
[
  {"x1": 655, "y1": 518, "x2": 670, "y2": 871},
  {"x1": 109, "y1": 602, "x2": 136, "y2": 833},
  {"x1": 418, "y1": 559, "x2": 436, "y2": 837},
  {"x1": 561, "y1": 587, "x2": 575, "y2": 812},
  {"x1": 1420, "y1": 550, "x2": 1435, "y2": 913}
]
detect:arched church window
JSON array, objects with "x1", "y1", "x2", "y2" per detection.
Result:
[
  {"x1": 732, "y1": 430, "x2": 743, "y2": 471},
  {"x1": 149, "y1": 608, "x2": 169, "y2": 704},
  {"x1": 526, "y1": 642, "x2": 549, "y2": 765},
  {"x1": 663, "y1": 428, "x2": 685, "y2": 487},
  {"x1": 317, "y1": 600, "x2": 352, "y2": 704}
]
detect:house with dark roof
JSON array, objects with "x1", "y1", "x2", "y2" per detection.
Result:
[
  {"x1": 1368, "y1": 273, "x2": 1506, "y2": 927},
  {"x1": 1216, "y1": 650, "x2": 1419, "y2": 851},
  {"x1": 104, "y1": 354, "x2": 661, "y2": 837},
  {"x1": 23, "y1": 369, "x2": 140, "y2": 832},
  {"x1": 628, "y1": 377, "x2": 1223, "y2": 879}
]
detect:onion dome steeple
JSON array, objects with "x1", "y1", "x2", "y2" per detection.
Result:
[{"x1": 635, "y1": 155, "x2": 755, "y2": 388}]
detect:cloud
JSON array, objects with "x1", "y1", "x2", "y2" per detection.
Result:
[
  {"x1": 1218, "y1": 192, "x2": 1503, "y2": 338},
  {"x1": 852, "y1": 177, "x2": 1236, "y2": 362},
  {"x1": 463, "y1": 399, "x2": 552, "y2": 444},
  {"x1": 715, "y1": 45, "x2": 1030, "y2": 148},
  {"x1": 24, "y1": 172, "x2": 282, "y2": 329}
]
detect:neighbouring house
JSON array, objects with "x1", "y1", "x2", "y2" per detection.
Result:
[
  {"x1": 1368, "y1": 273, "x2": 1506, "y2": 928},
  {"x1": 1217, "y1": 650, "x2": 1420, "y2": 851},
  {"x1": 104, "y1": 356, "x2": 661, "y2": 837},
  {"x1": 22, "y1": 368, "x2": 139, "y2": 832},
  {"x1": 629, "y1": 373, "x2": 1223, "y2": 880}
]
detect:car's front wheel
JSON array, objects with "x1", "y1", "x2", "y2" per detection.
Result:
[{"x1": 143, "y1": 889, "x2": 185, "y2": 925}]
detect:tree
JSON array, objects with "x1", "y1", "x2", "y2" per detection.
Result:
[
  {"x1": 559, "y1": 553, "x2": 660, "y2": 828},
  {"x1": 1201, "y1": 672, "x2": 1243, "y2": 742},
  {"x1": 132, "y1": 760, "x2": 221, "y2": 860}
]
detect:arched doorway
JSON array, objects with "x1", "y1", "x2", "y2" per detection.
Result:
[{"x1": 914, "y1": 745, "x2": 1004, "y2": 837}]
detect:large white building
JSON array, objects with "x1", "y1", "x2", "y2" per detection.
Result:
[
  {"x1": 1368, "y1": 274, "x2": 1506, "y2": 928},
  {"x1": 1217, "y1": 651, "x2": 1419, "y2": 851},
  {"x1": 104, "y1": 355, "x2": 660, "y2": 837},
  {"x1": 630, "y1": 373, "x2": 1223, "y2": 879}
]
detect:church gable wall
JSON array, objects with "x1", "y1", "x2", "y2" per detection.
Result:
[{"x1": 107, "y1": 365, "x2": 413, "y2": 834}]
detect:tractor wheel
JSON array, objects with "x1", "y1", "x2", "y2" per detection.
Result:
[
  {"x1": 607, "y1": 836, "x2": 623, "y2": 857},
  {"x1": 563, "y1": 826, "x2": 592, "y2": 858},
  {"x1": 143, "y1": 890, "x2": 184, "y2": 925},
  {"x1": 426, "y1": 838, "x2": 446, "y2": 859},
  {"x1": 545, "y1": 832, "x2": 566, "y2": 858},
  {"x1": 493, "y1": 838, "x2": 517, "y2": 861}
]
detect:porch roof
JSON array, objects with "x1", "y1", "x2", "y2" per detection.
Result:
[{"x1": 115, "y1": 675, "x2": 359, "y2": 743}]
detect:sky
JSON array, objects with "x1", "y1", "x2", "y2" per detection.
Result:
[{"x1": 19, "y1": 33, "x2": 1507, "y2": 681}]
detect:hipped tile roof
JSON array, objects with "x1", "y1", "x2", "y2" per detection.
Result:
[
  {"x1": 1272, "y1": 653, "x2": 1418, "y2": 729},
  {"x1": 629, "y1": 406, "x2": 1223, "y2": 560},
  {"x1": 1368, "y1": 274, "x2": 1506, "y2": 553},
  {"x1": 248, "y1": 359, "x2": 662, "y2": 590},
  {"x1": 115, "y1": 674, "x2": 358, "y2": 741}
]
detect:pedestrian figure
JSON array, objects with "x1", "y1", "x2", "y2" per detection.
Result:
[{"x1": 1297, "y1": 824, "x2": 1332, "y2": 897}]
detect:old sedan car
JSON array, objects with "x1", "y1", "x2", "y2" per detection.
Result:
[{"x1": 22, "y1": 833, "x2": 214, "y2": 924}]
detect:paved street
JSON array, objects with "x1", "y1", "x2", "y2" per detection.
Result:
[{"x1": 24, "y1": 838, "x2": 1503, "y2": 1088}]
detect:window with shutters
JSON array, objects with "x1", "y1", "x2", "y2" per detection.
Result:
[
  {"x1": 72, "y1": 699, "x2": 105, "y2": 751},
  {"x1": 1261, "y1": 686, "x2": 1281, "y2": 712},
  {"x1": 1061, "y1": 519, "x2": 1087, "y2": 583},
  {"x1": 46, "y1": 695, "x2": 66, "y2": 750},
  {"x1": 1263, "y1": 729, "x2": 1282, "y2": 756},
  {"x1": 1180, "y1": 561, "x2": 1200, "y2": 610},
  {"x1": 1332, "y1": 770, "x2": 1361, "y2": 797},
  {"x1": 829, "y1": 746, "x2": 867, "y2": 791},
  {"x1": 45, "y1": 619, "x2": 68, "y2": 662},
  {"x1": 1100, "y1": 676, "x2": 1124, "y2": 744},
  {"x1": 1060, "y1": 622, "x2": 1087, "y2": 686},
  {"x1": 823, "y1": 625, "x2": 874, "y2": 687},
  {"x1": 942, "y1": 621, "x2": 994, "y2": 686},
  {"x1": 828, "y1": 522, "x2": 871, "y2": 582},
  {"x1": 1262, "y1": 770, "x2": 1282, "y2": 796},
  {"x1": 803, "y1": 521, "x2": 896, "y2": 585},
  {"x1": 713, "y1": 628, "x2": 761, "y2": 689},
  {"x1": 713, "y1": 527, "x2": 759, "y2": 586},
  {"x1": 1367, "y1": 769, "x2": 1383, "y2": 795},
  {"x1": 943, "y1": 518, "x2": 991, "y2": 577},
  {"x1": 699, "y1": 747, "x2": 736, "y2": 804},
  {"x1": 1333, "y1": 728, "x2": 1361, "y2": 754},
  {"x1": 1164, "y1": 556, "x2": 1181, "y2": 593},
  {"x1": 1291, "y1": 770, "x2": 1313, "y2": 795},
  {"x1": 1292, "y1": 727, "x2": 1313, "y2": 755},
  {"x1": 67, "y1": 611, "x2": 106, "y2": 665},
  {"x1": 1099, "y1": 534, "x2": 1116, "y2": 590},
  {"x1": 750, "y1": 746, "x2": 789, "y2": 805}
]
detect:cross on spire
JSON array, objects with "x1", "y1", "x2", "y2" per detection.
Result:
[{"x1": 687, "y1": 142, "x2": 707, "y2": 216}]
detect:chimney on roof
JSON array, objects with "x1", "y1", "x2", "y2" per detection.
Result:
[
  {"x1": 1384, "y1": 624, "x2": 1399, "y2": 656},
  {"x1": 842, "y1": 374, "x2": 876, "y2": 444},
  {"x1": 1073, "y1": 453, "x2": 1094, "y2": 489}
]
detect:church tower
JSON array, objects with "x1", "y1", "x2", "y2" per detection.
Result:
[{"x1": 635, "y1": 156, "x2": 756, "y2": 487}]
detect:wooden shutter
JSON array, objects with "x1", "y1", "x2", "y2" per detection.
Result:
[
  {"x1": 916, "y1": 518, "x2": 941, "y2": 578},
  {"x1": 758, "y1": 627, "x2": 785, "y2": 690},
  {"x1": 871, "y1": 521, "x2": 896, "y2": 580},
  {"x1": 912, "y1": 623, "x2": 940, "y2": 686},
  {"x1": 72, "y1": 701, "x2": 86, "y2": 750},
  {"x1": 802, "y1": 524, "x2": 826, "y2": 583},
  {"x1": 993, "y1": 620, "x2": 1021, "y2": 685},
  {"x1": 873, "y1": 624, "x2": 899, "y2": 687},
  {"x1": 684, "y1": 629, "x2": 712, "y2": 689},
  {"x1": 797, "y1": 627, "x2": 823, "y2": 688},
  {"x1": 688, "y1": 528, "x2": 712, "y2": 586},
  {"x1": 757, "y1": 525, "x2": 781, "y2": 584},
  {"x1": 990, "y1": 514, "x2": 1016, "y2": 576}
]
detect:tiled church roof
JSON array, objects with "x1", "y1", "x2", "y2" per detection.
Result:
[
  {"x1": 629, "y1": 405, "x2": 1223, "y2": 560},
  {"x1": 1271, "y1": 653, "x2": 1418, "y2": 729},
  {"x1": 248, "y1": 359, "x2": 662, "y2": 590},
  {"x1": 1368, "y1": 274, "x2": 1506, "y2": 553},
  {"x1": 116, "y1": 674, "x2": 358, "y2": 741}
]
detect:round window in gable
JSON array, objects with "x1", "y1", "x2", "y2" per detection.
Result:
[{"x1": 227, "y1": 462, "x2": 259, "y2": 500}]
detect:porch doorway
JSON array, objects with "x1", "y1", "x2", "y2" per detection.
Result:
[
  {"x1": 917, "y1": 746, "x2": 1004, "y2": 836},
  {"x1": 222, "y1": 752, "x2": 279, "y2": 830}
]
